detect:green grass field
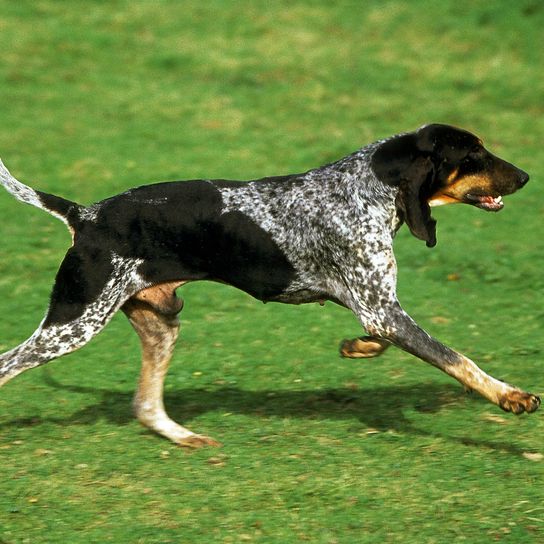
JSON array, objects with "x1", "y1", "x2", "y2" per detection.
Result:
[{"x1": 0, "y1": 1, "x2": 543, "y2": 542}]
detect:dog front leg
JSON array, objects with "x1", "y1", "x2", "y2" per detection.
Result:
[
  {"x1": 339, "y1": 336, "x2": 390, "y2": 359},
  {"x1": 354, "y1": 301, "x2": 540, "y2": 414}
]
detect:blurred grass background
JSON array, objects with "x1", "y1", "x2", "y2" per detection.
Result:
[{"x1": 0, "y1": 1, "x2": 543, "y2": 543}]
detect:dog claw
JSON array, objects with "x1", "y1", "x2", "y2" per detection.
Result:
[
  {"x1": 499, "y1": 391, "x2": 541, "y2": 415},
  {"x1": 177, "y1": 434, "x2": 222, "y2": 449}
]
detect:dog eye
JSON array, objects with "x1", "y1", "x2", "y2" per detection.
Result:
[{"x1": 464, "y1": 148, "x2": 482, "y2": 162}]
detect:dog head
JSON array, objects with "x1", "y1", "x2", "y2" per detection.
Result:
[{"x1": 371, "y1": 123, "x2": 529, "y2": 247}]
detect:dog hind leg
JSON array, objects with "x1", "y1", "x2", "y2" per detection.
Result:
[
  {"x1": 0, "y1": 304, "x2": 122, "y2": 387},
  {"x1": 0, "y1": 254, "x2": 144, "y2": 387},
  {"x1": 122, "y1": 284, "x2": 220, "y2": 448}
]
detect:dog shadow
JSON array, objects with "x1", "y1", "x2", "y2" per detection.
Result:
[{"x1": 1, "y1": 373, "x2": 528, "y2": 456}]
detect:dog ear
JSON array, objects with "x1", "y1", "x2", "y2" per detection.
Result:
[
  {"x1": 371, "y1": 133, "x2": 437, "y2": 247},
  {"x1": 396, "y1": 156, "x2": 437, "y2": 247}
]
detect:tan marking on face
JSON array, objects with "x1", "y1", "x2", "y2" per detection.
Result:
[
  {"x1": 446, "y1": 167, "x2": 459, "y2": 185},
  {"x1": 428, "y1": 194, "x2": 461, "y2": 207},
  {"x1": 428, "y1": 172, "x2": 495, "y2": 206}
]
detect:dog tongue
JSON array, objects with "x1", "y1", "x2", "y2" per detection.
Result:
[{"x1": 479, "y1": 195, "x2": 503, "y2": 210}]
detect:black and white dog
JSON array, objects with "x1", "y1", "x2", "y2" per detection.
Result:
[{"x1": 0, "y1": 124, "x2": 539, "y2": 447}]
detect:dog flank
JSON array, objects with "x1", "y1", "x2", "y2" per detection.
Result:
[
  {"x1": 0, "y1": 124, "x2": 539, "y2": 446},
  {"x1": 218, "y1": 142, "x2": 398, "y2": 307}
]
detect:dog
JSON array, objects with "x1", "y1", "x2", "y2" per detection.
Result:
[{"x1": 0, "y1": 124, "x2": 539, "y2": 447}]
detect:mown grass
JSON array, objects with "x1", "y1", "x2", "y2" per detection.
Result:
[{"x1": 0, "y1": 1, "x2": 543, "y2": 542}]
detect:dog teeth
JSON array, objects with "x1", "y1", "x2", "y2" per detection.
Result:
[{"x1": 493, "y1": 196, "x2": 503, "y2": 204}]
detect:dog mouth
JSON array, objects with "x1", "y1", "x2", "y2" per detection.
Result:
[{"x1": 464, "y1": 194, "x2": 504, "y2": 212}]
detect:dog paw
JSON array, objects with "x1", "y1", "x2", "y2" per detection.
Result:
[
  {"x1": 177, "y1": 434, "x2": 222, "y2": 449},
  {"x1": 340, "y1": 336, "x2": 389, "y2": 359},
  {"x1": 499, "y1": 391, "x2": 541, "y2": 415}
]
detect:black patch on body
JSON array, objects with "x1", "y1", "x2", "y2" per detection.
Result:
[
  {"x1": 44, "y1": 246, "x2": 114, "y2": 326},
  {"x1": 45, "y1": 181, "x2": 296, "y2": 325}
]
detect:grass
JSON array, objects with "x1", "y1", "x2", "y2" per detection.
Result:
[{"x1": 0, "y1": 1, "x2": 543, "y2": 542}]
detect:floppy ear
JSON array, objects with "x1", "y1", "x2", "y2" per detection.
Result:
[
  {"x1": 396, "y1": 156, "x2": 437, "y2": 247},
  {"x1": 371, "y1": 133, "x2": 437, "y2": 247}
]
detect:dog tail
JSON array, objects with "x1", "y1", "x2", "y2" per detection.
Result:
[{"x1": 0, "y1": 158, "x2": 83, "y2": 229}]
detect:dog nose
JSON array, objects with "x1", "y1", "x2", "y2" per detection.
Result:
[{"x1": 519, "y1": 170, "x2": 530, "y2": 186}]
